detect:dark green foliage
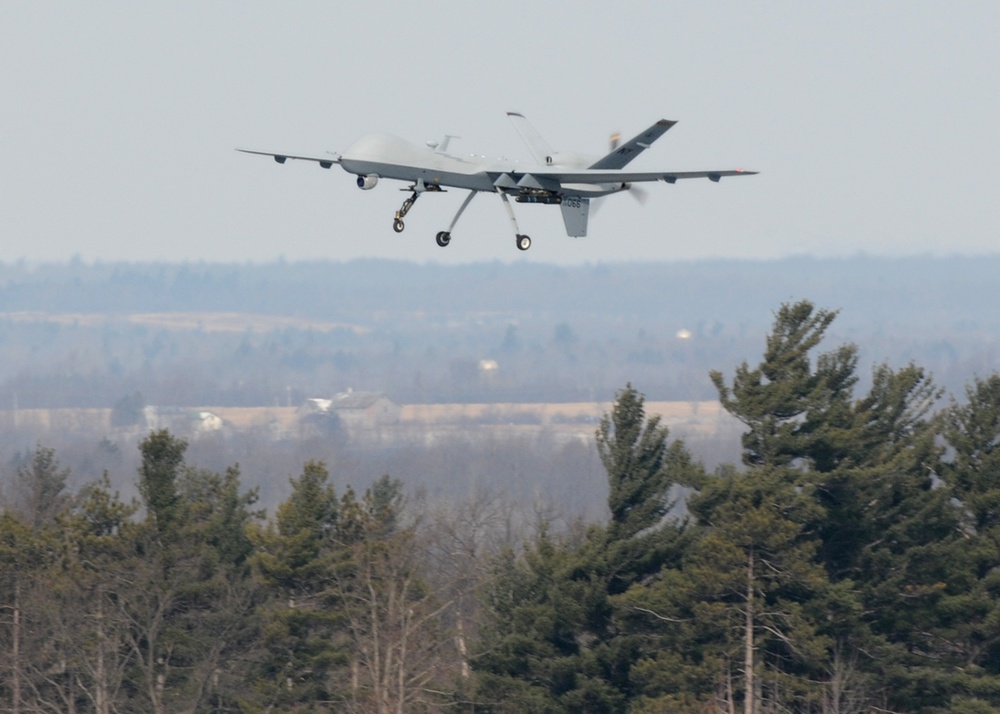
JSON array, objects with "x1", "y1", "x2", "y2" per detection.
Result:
[
  {"x1": 711, "y1": 300, "x2": 859, "y2": 470},
  {"x1": 598, "y1": 383, "x2": 684, "y2": 539},
  {"x1": 249, "y1": 460, "x2": 346, "y2": 710},
  {"x1": 944, "y1": 374, "x2": 1000, "y2": 532},
  {"x1": 475, "y1": 303, "x2": 1000, "y2": 712},
  {"x1": 9, "y1": 301, "x2": 1000, "y2": 711},
  {"x1": 475, "y1": 385, "x2": 701, "y2": 712},
  {"x1": 475, "y1": 530, "x2": 626, "y2": 713},
  {"x1": 931, "y1": 375, "x2": 1000, "y2": 708},
  {"x1": 137, "y1": 428, "x2": 186, "y2": 533}
]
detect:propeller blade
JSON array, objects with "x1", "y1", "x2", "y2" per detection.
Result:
[
  {"x1": 609, "y1": 132, "x2": 621, "y2": 151},
  {"x1": 629, "y1": 185, "x2": 649, "y2": 205}
]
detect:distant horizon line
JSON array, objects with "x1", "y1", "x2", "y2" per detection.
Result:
[{"x1": 3, "y1": 251, "x2": 999, "y2": 269}]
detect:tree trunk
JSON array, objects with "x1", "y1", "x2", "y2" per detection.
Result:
[
  {"x1": 13, "y1": 579, "x2": 22, "y2": 714},
  {"x1": 744, "y1": 547, "x2": 755, "y2": 714},
  {"x1": 96, "y1": 591, "x2": 108, "y2": 714},
  {"x1": 456, "y1": 617, "x2": 470, "y2": 680},
  {"x1": 727, "y1": 661, "x2": 736, "y2": 714}
]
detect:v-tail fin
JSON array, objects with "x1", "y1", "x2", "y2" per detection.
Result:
[
  {"x1": 507, "y1": 112, "x2": 556, "y2": 165},
  {"x1": 588, "y1": 119, "x2": 676, "y2": 170},
  {"x1": 560, "y1": 197, "x2": 590, "y2": 237}
]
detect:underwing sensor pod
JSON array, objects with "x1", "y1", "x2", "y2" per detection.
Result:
[{"x1": 239, "y1": 113, "x2": 757, "y2": 252}]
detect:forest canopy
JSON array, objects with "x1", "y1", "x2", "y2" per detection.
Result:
[{"x1": 2, "y1": 300, "x2": 1000, "y2": 713}]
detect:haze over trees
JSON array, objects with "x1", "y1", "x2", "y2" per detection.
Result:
[
  {"x1": 1, "y1": 256, "x2": 998, "y2": 411},
  {"x1": 2, "y1": 299, "x2": 1000, "y2": 711}
]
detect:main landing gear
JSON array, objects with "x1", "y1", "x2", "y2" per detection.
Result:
[
  {"x1": 432, "y1": 190, "x2": 477, "y2": 248},
  {"x1": 499, "y1": 191, "x2": 531, "y2": 251},
  {"x1": 394, "y1": 187, "x2": 533, "y2": 251}
]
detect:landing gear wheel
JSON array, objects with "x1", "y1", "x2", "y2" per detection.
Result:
[
  {"x1": 516, "y1": 234, "x2": 532, "y2": 251},
  {"x1": 436, "y1": 231, "x2": 451, "y2": 247},
  {"x1": 393, "y1": 191, "x2": 418, "y2": 233}
]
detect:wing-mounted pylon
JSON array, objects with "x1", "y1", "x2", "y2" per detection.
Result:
[{"x1": 236, "y1": 148, "x2": 341, "y2": 169}]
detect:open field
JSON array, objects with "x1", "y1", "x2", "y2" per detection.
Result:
[{"x1": 0, "y1": 400, "x2": 731, "y2": 436}]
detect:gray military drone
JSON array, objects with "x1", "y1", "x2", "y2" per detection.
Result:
[{"x1": 238, "y1": 112, "x2": 756, "y2": 251}]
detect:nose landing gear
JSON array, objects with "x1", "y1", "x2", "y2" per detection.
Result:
[{"x1": 393, "y1": 191, "x2": 419, "y2": 233}]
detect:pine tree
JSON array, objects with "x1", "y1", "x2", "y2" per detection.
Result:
[
  {"x1": 616, "y1": 466, "x2": 832, "y2": 713},
  {"x1": 137, "y1": 428, "x2": 186, "y2": 534},
  {"x1": 710, "y1": 301, "x2": 968, "y2": 711},
  {"x1": 476, "y1": 385, "x2": 701, "y2": 713},
  {"x1": 0, "y1": 512, "x2": 50, "y2": 714},
  {"x1": 931, "y1": 374, "x2": 1000, "y2": 710},
  {"x1": 250, "y1": 460, "x2": 346, "y2": 710},
  {"x1": 710, "y1": 300, "x2": 857, "y2": 471},
  {"x1": 12, "y1": 444, "x2": 70, "y2": 529},
  {"x1": 598, "y1": 383, "x2": 684, "y2": 540},
  {"x1": 126, "y1": 430, "x2": 262, "y2": 713},
  {"x1": 943, "y1": 374, "x2": 1000, "y2": 532}
]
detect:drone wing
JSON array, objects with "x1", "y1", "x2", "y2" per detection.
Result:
[
  {"x1": 527, "y1": 168, "x2": 758, "y2": 184},
  {"x1": 236, "y1": 148, "x2": 342, "y2": 169}
]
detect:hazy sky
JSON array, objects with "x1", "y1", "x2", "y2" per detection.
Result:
[{"x1": 3, "y1": 2, "x2": 999, "y2": 265}]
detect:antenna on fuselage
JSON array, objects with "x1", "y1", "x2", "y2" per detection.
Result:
[{"x1": 427, "y1": 135, "x2": 460, "y2": 154}]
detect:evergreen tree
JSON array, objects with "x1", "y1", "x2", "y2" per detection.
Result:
[
  {"x1": 710, "y1": 300, "x2": 857, "y2": 470},
  {"x1": 250, "y1": 460, "x2": 346, "y2": 710},
  {"x1": 616, "y1": 466, "x2": 833, "y2": 713},
  {"x1": 137, "y1": 429, "x2": 186, "y2": 534},
  {"x1": 12, "y1": 444, "x2": 71, "y2": 528},
  {"x1": 126, "y1": 430, "x2": 262, "y2": 713},
  {"x1": 931, "y1": 374, "x2": 1000, "y2": 710},
  {"x1": 476, "y1": 385, "x2": 702, "y2": 712},
  {"x1": 943, "y1": 374, "x2": 1000, "y2": 532},
  {"x1": 597, "y1": 383, "x2": 682, "y2": 540},
  {"x1": 0, "y1": 511, "x2": 51, "y2": 713},
  {"x1": 711, "y1": 300, "x2": 966, "y2": 711}
]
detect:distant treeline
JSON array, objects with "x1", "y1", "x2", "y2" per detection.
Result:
[
  {"x1": 0, "y1": 255, "x2": 997, "y2": 408},
  {"x1": 2, "y1": 255, "x2": 999, "y2": 326},
  {"x1": 2, "y1": 301, "x2": 1000, "y2": 712}
]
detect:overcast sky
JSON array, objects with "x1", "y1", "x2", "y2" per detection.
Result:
[{"x1": 2, "y1": 2, "x2": 998, "y2": 265}]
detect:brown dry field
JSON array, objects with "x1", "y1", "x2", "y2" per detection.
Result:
[
  {"x1": 398, "y1": 401, "x2": 723, "y2": 425},
  {"x1": 1, "y1": 401, "x2": 727, "y2": 435}
]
